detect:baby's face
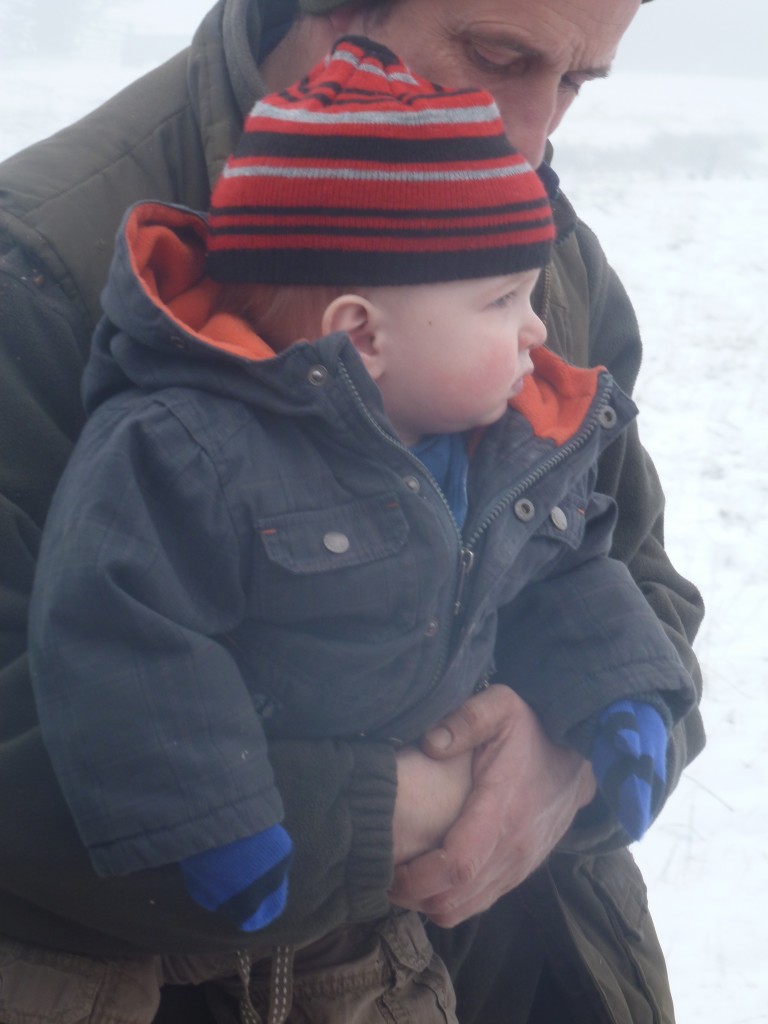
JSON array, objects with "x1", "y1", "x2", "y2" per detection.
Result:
[{"x1": 366, "y1": 270, "x2": 546, "y2": 445}]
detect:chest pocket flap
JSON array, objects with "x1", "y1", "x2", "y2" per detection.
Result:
[{"x1": 257, "y1": 493, "x2": 409, "y2": 574}]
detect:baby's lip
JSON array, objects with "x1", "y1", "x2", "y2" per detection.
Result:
[{"x1": 510, "y1": 367, "x2": 534, "y2": 395}]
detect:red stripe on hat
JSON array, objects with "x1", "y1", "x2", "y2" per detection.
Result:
[{"x1": 208, "y1": 226, "x2": 555, "y2": 254}]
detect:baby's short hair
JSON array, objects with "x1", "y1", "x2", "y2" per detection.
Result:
[{"x1": 214, "y1": 282, "x2": 346, "y2": 350}]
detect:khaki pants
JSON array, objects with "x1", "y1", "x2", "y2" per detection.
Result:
[
  {"x1": 0, "y1": 912, "x2": 456, "y2": 1024},
  {"x1": 0, "y1": 940, "x2": 163, "y2": 1024}
]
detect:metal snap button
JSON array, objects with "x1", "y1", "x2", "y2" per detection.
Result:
[
  {"x1": 308, "y1": 365, "x2": 329, "y2": 386},
  {"x1": 598, "y1": 405, "x2": 618, "y2": 429},
  {"x1": 514, "y1": 498, "x2": 536, "y2": 522},
  {"x1": 550, "y1": 506, "x2": 568, "y2": 531},
  {"x1": 424, "y1": 618, "x2": 439, "y2": 637},
  {"x1": 323, "y1": 531, "x2": 350, "y2": 554},
  {"x1": 403, "y1": 475, "x2": 421, "y2": 493}
]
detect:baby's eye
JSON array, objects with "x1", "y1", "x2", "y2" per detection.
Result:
[{"x1": 492, "y1": 291, "x2": 516, "y2": 308}]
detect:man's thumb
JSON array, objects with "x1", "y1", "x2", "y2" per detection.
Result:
[
  {"x1": 422, "y1": 724, "x2": 454, "y2": 753},
  {"x1": 422, "y1": 689, "x2": 502, "y2": 757}
]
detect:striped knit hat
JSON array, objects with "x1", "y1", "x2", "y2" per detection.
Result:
[{"x1": 206, "y1": 36, "x2": 555, "y2": 286}]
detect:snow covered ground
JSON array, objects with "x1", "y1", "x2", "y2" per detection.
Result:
[
  {"x1": 1, "y1": 6, "x2": 767, "y2": 1023},
  {"x1": 555, "y1": 74, "x2": 768, "y2": 1024}
]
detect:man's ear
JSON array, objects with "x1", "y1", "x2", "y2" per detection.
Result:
[{"x1": 322, "y1": 294, "x2": 385, "y2": 380}]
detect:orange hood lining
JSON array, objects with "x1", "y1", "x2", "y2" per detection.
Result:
[
  {"x1": 125, "y1": 202, "x2": 276, "y2": 361},
  {"x1": 509, "y1": 347, "x2": 605, "y2": 447},
  {"x1": 125, "y1": 203, "x2": 605, "y2": 446}
]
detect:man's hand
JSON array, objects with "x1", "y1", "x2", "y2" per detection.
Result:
[{"x1": 389, "y1": 685, "x2": 596, "y2": 927}]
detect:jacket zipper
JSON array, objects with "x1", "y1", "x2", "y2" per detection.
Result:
[
  {"x1": 336, "y1": 359, "x2": 614, "y2": 702},
  {"x1": 336, "y1": 361, "x2": 464, "y2": 691},
  {"x1": 455, "y1": 371, "x2": 615, "y2": 615}
]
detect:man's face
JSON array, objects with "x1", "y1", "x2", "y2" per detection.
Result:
[{"x1": 354, "y1": 0, "x2": 641, "y2": 167}]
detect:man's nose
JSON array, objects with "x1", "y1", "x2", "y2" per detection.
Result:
[{"x1": 497, "y1": 78, "x2": 568, "y2": 168}]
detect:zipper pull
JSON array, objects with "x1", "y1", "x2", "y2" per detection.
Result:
[{"x1": 454, "y1": 547, "x2": 475, "y2": 616}]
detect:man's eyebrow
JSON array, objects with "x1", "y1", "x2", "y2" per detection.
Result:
[{"x1": 576, "y1": 66, "x2": 613, "y2": 81}]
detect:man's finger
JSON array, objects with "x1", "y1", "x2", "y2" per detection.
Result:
[
  {"x1": 421, "y1": 684, "x2": 521, "y2": 759},
  {"x1": 390, "y1": 785, "x2": 507, "y2": 911},
  {"x1": 389, "y1": 849, "x2": 454, "y2": 907}
]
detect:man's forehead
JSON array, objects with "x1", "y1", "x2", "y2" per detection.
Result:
[{"x1": 440, "y1": 0, "x2": 637, "y2": 61}]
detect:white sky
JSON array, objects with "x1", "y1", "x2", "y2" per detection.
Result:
[{"x1": 616, "y1": 0, "x2": 767, "y2": 77}]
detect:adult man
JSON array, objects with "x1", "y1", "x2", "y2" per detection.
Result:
[{"x1": 0, "y1": 1, "x2": 705, "y2": 1022}]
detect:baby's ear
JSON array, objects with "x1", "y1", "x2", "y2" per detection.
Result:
[{"x1": 322, "y1": 295, "x2": 384, "y2": 379}]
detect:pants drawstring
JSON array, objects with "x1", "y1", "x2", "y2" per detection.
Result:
[
  {"x1": 236, "y1": 949, "x2": 262, "y2": 1024},
  {"x1": 267, "y1": 945, "x2": 295, "y2": 1024},
  {"x1": 236, "y1": 945, "x2": 296, "y2": 1024}
]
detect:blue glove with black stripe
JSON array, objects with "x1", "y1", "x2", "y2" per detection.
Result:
[
  {"x1": 591, "y1": 699, "x2": 668, "y2": 841},
  {"x1": 180, "y1": 823, "x2": 292, "y2": 932}
]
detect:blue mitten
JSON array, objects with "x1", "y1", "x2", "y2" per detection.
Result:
[
  {"x1": 591, "y1": 700, "x2": 668, "y2": 840},
  {"x1": 180, "y1": 823, "x2": 292, "y2": 932}
]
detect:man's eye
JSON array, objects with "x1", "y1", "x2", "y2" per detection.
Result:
[
  {"x1": 559, "y1": 73, "x2": 583, "y2": 95},
  {"x1": 469, "y1": 43, "x2": 527, "y2": 76}
]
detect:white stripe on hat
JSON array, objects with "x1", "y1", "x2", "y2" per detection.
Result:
[
  {"x1": 247, "y1": 99, "x2": 502, "y2": 128},
  {"x1": 330, "y1": 47, "x2": 420, "y2": 85},
  {"x1": 222, "y1": 163, "x2": 533, "y2": 183}
]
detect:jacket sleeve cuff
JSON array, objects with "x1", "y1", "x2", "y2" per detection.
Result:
[
  {"x1": 345, "y1": 741, "x2": 399, "y2": 922},
  {"x1": 264, "y1": 737, "x2": 397, "y2": 943}
]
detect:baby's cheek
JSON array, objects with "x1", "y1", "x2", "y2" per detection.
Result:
[{"x1": 475, "y1": 352, "x2": 515, "y2": 392}]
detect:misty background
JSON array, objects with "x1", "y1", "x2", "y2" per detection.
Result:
[
  {"x1": 0, "y1": 0, "x2": 766, "y2": 75},
  {"x1": 616, "y1": 0, "x2": 766, "y2": 77}
]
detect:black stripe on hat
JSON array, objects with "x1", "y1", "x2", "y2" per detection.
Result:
[
  {"x1": 208, "y1": 241, "x2": 554, "y2": 285},
  {"x1": 236, "y1": 130, "x2": 515, "y2": 165}
]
